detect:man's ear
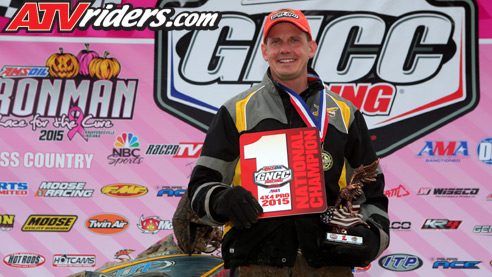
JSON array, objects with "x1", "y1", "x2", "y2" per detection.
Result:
[
  {"x1": 309, "y1": 40, "x2": 318, "y2": 59},
  {"x1": 261, "y1": 43, "x2": 268, "y2": 61}
]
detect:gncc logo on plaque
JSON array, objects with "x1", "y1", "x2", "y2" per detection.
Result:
[{"x1": 240, "y1": 127, "x2": 327, "y2": 218}]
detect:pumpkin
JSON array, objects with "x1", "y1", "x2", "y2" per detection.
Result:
[
  {"x1": 46, "y1": 47, "x2": 80, "y2": 78},
  {"x1": 89, "y1": 51, "x2": 121, "y2": 80},
  {"x1": 77, "y1": 43, "x2": 99, "y2": 76}
]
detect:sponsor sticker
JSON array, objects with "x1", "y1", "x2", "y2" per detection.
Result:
[
  {"x1": 22, "y1": 215, "x2": 77, "y2": 232},
  {"x1": 85, "y1": 213, "x2": 129, "y2": 235}
]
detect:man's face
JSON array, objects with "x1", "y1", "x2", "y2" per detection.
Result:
[{"x1": 262, "y1": 22, "x2": 317, "y2": 84}]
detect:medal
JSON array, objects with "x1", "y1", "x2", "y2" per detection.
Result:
[{"x1": 321, "y1": 144, "x2": 333, "y2": 171}]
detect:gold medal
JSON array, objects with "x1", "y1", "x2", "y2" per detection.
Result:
[{"x1": 321, "y1": 143, "x2": 332, "y2": 171}]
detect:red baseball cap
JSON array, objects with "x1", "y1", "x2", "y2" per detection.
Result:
[{"x1": 263, "y1": 8, "x2": 312, "y2": 43}]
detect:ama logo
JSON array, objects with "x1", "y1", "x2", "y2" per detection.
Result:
[
  {"x1": 416, "y1": 141, "x2": 469, "y2": 162},
  {"x1": 107, "y1": 133, "x2": 143, "y2": 166}
]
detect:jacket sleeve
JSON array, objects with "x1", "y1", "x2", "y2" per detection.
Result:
[
  {"x1": 187, "y1": 106, "x2": 241, "y2": 226},
  {"x1": 345, "y1": 109, "x2": 390, "y2": 257}
]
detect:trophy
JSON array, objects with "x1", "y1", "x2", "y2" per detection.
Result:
[{"x1": 320, "y1": 158, "x2": 380, "y2": 245}]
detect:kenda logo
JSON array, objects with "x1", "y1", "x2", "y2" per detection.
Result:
[{"x1": 154, "y1": 0, "x2": 479, "y2": 157}]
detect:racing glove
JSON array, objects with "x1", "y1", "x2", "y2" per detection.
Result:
[
  {"x1": 211, "y1": 186, "x2": 263, "y2": 229},
  {"x1": 327, "y1": 223, "x2": 381, "y2": 267}
]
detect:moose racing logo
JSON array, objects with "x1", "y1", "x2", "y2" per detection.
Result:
[{"x1": 154, "y1": 0, "x2": 479, "y2": 157}]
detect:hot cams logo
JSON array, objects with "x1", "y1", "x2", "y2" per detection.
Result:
[
  {"x1": 154, "y1": 0, "x2": 479, "y2": 158},
  {"x1": 3, "y1": 252, "x2": 46, "y2": 268},
  {"x1": 0, "y1": 214, "x2": 15, "y2": 231},
  {"x1": 35, "y1": 181, "x2": 94, "y2": 198},
  {"x1": 108, "y1": 133, "x2": 144, "y2": 166},
  {"x1": 22, "y1": 215, "x2": 77, "y2": 232},
  {"x1": 0, "y1": 43, "x2": 137, "y2": 141},
  {"x1": 137, "y1": 215, "x2": 173, "y2": 234},
  {"x1": 53, "y1": 254, "x2": 96, "y2": 267}
]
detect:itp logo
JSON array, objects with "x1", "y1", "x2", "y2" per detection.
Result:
[{"x1": 477, "y1": 138, "x2": 492, "y2": 165}]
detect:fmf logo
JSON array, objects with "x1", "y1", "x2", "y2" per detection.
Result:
[
  {"x1": 3, "y1": 252, "x2": 45, "y2": 268},
  {"x1": 0, "y1": 181, "x2": 28, "y2": 195},
  {"x1": 85, "y1": 213, "x2": 129, "y2": 235},
  {"x1": 53, "y1": 254, "x2": 96, "y2": 267},
  {"x1": 22, "y1": 215, "x2": 77, "y2": 232},
  {"x1": 422, "y1": 219, "x2": 462, "y2": 230},
  {"x1": 145, "y1": 143, "x2": 203, "y2": 158},
  {"x1": 101, "y1": 184, "x2": 148, "y2": 198},
  {"x1": 378, "y1": 253, "x2": 423, "y2": 272},
  {"x1": 154, "y1": 0, "x2": 479, "y2": 157},
  {"x1": 416, "y1": 141, "x2": 469, "y2": 162},
  {"x1": 137, "y1": 215, "x2": 173, "y2": 234},
  {"x1": 108, "y1": 133, "x2": 144, "y2": 166},
  {"x1": 0, "y1": 214, "x2": 15, "y2": 231}
]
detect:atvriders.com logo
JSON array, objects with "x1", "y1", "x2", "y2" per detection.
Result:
[{"x1": 154, "y1": 0, "x2": 479, "y2": 157}]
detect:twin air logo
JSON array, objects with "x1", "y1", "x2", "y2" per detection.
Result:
[
  {"x1": 3, "y1": 252, "x2": 46, "y2": 268},
  {"x1": 85, "y1": 213, "x2": 129, "y2": 235},
  {"x1": 53, "y1": 254, "x2": 96, "y2": 267},
  {"x1": 35, "y1": 181, "x2": 94, "y2": 198},
  {"x1": 154, "y1": 0, "x2": 479, "y2": 157},
  {"x1": 108, "y1": 133, "x2": 144, "y2": 166},
  {"x1": 137, "y1": 215, "x2": 173, "y2": 234},
  {"x1": 2, "y1": 1, "x2": 221, "y2": 33},
  {"x1": 101, "y1": 184, "x2": 148, "y2": 198},
  {"x1": 253, "y1": 165, "x2": 293, "y2": 188},
  {"x1": 22, "y1": 215, "x2": 77, "y2": 232},
  {"x1": 0, "y1": 214, "x2": 15, "y2": 231}
]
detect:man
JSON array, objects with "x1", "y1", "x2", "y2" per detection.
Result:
[{"x1": 187, "y1": 8, "x2": 389, "y2": 276}]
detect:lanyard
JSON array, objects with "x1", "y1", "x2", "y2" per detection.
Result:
[{"x1": 279, "y1": 73, "x2": 329, "y2": 141}]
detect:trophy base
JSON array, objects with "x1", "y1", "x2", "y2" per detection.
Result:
[{"x1": 325, "y1": 232, "x2": 363, "y2": 245}]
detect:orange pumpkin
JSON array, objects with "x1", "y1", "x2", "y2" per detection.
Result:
[
  {"x1": 46, "y1": 47, "x2": 80, "y2": 78},
  {"x1": 88, "y1": 51, "x2": 121, "y2": 80}
]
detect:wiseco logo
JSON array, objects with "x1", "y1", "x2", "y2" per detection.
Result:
[
  {"x1": 422, "y1": 219, "x2": 462, "y2": 230},
  {"x1": 85, "y1": 213, "x2": 129, "y2": 235},
  {"x1": 101, "y1": 184, "x2": 148, "y2": 198}
]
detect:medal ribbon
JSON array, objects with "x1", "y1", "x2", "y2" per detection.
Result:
[{"x1": 279, "y1": 73, "x2": 329, "y2": 141}]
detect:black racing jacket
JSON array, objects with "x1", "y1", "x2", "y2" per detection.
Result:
[{"x1": 188, "y1": 68, "x2": 389, "y2": 268}]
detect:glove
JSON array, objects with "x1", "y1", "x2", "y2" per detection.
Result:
[
  {"x1": 211, "y1": 186, "x2": 263, "y2": 229},
  {"x1": 327, "y1": 224, "x2": 381, "y2": 267}
]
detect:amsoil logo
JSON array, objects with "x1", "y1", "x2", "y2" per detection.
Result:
[
  {"x1": 3, "y1": 252, "x2": 45, "y2": 268},
  {"x1": 108, "y1": 133, "x2": 144, "y2": 166},
  {"x1": 101, "y1": 184, "x2": 148, "y2": 198},
  {"x1": 53, "y1": 254, "x2": 96, "y2": 267},
  {"x1": 145, "y1": 143, "x2": 203, "y2": 158},
  {"x1": 137, "y1": 215, "x2": 173, "y2": 234},
  {"x1": 0, "y1": 214, "x2": 15, "y2": 231},
  {"x1": 154, "y1": 0, "x2": 479, "y2": 157},
  {"x1": 85, "y1": 213, "x2": 129, "y2": 235},
  {"x1": 384, "y1": 184, "x2": 410, "y2": 198},
  {"x1": 22, "y1": 215, "x2": 77, "y2": 232}
]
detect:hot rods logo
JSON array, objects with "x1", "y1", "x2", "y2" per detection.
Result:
[
  {"x1": 154, "y1": 0, "x2": 479, "y2": 157},
  {"x1": 3, "y1": 252, "x2": 46, "y2": 268},
  {"x1": 0, "y1": 44, "x2": 137, "y2": 141}
]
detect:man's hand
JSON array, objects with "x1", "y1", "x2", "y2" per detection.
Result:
[
  {"x1": 211, "y1": 186, "x2": 263, "y2": 229},
  {"x1": 327, "y1": 224, "x2": 380, "y2": 267}
]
